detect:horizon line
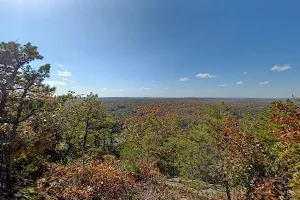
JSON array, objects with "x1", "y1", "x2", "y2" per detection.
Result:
[{"x1": 96, "y1": 97, "x2": 290, "y2": 99}]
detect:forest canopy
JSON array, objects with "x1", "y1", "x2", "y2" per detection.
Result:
[{"x1": 0, "y1": 42, "x2": 300, "y2": 200}]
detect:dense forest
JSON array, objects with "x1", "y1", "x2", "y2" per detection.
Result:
[{"x1": 1, "y1": 42, "x2": 300, "y2": 199}]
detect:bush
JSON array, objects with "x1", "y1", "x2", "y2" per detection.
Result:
[
  {"x1": 37, "y1": 155, "x2": 136, "y2": 200},
  {"x1": 136, "y1": 159, "x2": 160, "y2": 182}
]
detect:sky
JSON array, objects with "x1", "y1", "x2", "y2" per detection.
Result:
[{"x1": 1, "y1": 0, "x2": 300, "y2": 98}]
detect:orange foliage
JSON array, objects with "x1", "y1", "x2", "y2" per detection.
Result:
[
  {"x1": 222, "y1": 119, "x2": 265, "y2": 165},
  {"x1": 37, "y1": 155, "x2": 136, "y2": 200},
  {"x1": 252, "y1": 178, "x2": 287, "y2": 200},
  {"x1": 136, "y1": 159, "x2": 160, "y2": 182},
  {"x1": 221, "y1": 101, "x2": 300, "y2": 199},
  {"x1": 270, "y1": 101, "x2": 300, "y2": 144},
  {"x1": 221, "y1": 119, "x2": 288, "y2": 199}
]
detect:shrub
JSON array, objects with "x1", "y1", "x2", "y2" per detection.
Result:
[
  {"x1": 136, "y1": 159, "x2": 160, "y2": 182},
  {"x1": 37, "y1": 155, "x2": 136, "y2": 200}
]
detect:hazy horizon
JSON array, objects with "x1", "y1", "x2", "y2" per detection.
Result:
[{"x1": 95, "y1": 96, "x2": 290, "y2": 100}]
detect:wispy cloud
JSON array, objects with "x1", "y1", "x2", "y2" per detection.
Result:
[
  {"x1": 61, "y1": 78, "x2": 68, "y2": 81},
  {"x1": 218, "y1": 84, "x2": 226, "y2": 87},
  {"x1": 101, "y1": 88, "x2": 108, "y2": 91},
  {"x1": 242, "y1": 72, "x2": 247, "y2": 75},
  {"x1": 236, "y1": 81, "x2": 243, "y2": 85},
  {"x1": 180, "y1": 77, "x2": 189, "y2": 81},
  {"x1": 196, "y1": 73, "x2": 216, "y2": 78},
  {"x1": 271, "y1": 64, "x2": 290, "y2": 71},
  {"x1": 54, "y1": 63, "x2": 64, "y2": 68},
  {"x1": 139, "y1": 87, "x2": 152, "y2": 90},
  {"x1": 260, "y1": 81, "x2": 269, "y2": 85},
  {"x1": 44, "y1": 81, "x2": 67, "y2": 86},
  {"x1": 57, "y1": 71, "x2": 72, "y2": 77}
]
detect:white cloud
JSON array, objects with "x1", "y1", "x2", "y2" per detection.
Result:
[
  {"x1": 44, "y1": 81, "x2": 67, "y2": 86},
  {"x1": 218, "y1": 84, "x2": 226, "y2": 87},
  {"x1": 180, "y1": 77, "x2": 189, "y2": 81},
  {"x1": 236, "y1": 81, "x2": 243, "y2": 85},
  {"x1": 101, "y1": 88, "x2": 108, "y2": 91},
  {"x1": 260, "y1": 81, "x2": 269, "y2": 85},
  {"x1": 242, "y1": 72, "x2": 247, "y2": 75},
  {"x1": 61, "y1": 78, "x2": 68, "y2": 81},
  {"x1": 196, "y1": 73, "x2": 216, "y2": 78},
  {"x1": 57, "y1": 71, "x2": 72, "y2": 77},
  {"x1": 271, "y1": 64, "x2": 290, "y2": 71},
  {"x1": 139, "y1": 87, "x2": 152, "y2": 90}
]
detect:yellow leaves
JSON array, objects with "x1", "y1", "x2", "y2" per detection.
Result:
[
  {"x1": 103, "y1": 154, "x2": 118, "y2": 166},
  {"x1": 290, "y1": 172, "x2": 300, "y2": 199}
]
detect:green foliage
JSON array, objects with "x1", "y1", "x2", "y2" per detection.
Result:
[
  {"x1": 3, "y1": 41, "x2": 300, "y2": 199},
  {"x1": 169, "y1": 125, "x2": 221, "y2": 183},
  {"x1": 0, "y1": 41, "x2": 55, "y2": 195},
  {"x1": 120, "y1": 106, "x2": 182, "y2": 175}
]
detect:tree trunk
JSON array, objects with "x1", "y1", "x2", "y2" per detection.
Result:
[
  {"x1": 224, "y1": 175, "x2": 231, "y2": 200},
  {"x1": 5, "y1": 143, "x2": 12, "y2": 191},
  {"x1": 0, "y1": 132, "x2": 13, "y2": 197},
  {"x1": 82, "y1": 119, "x2": 89, "y2": 155},
  {"x1": 217, "y1": 147, "x2": 231, "y2": 200},
  {"x1": 0, "y1": 87, "x2": 8, "y2": 114},
  {"x1": 103, "y1": 132, "x2": 106, "y2": 153},
  {"x1": 0, "y1": 132, "x2": 5, "y2": 189},
  {"x1": 5, "y1": 123, "x2": 18, "y2": 194}
]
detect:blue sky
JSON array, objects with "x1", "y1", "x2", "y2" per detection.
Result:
[{"x1": 1, "y1": 0, "x2": 300, "y2": 98}]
